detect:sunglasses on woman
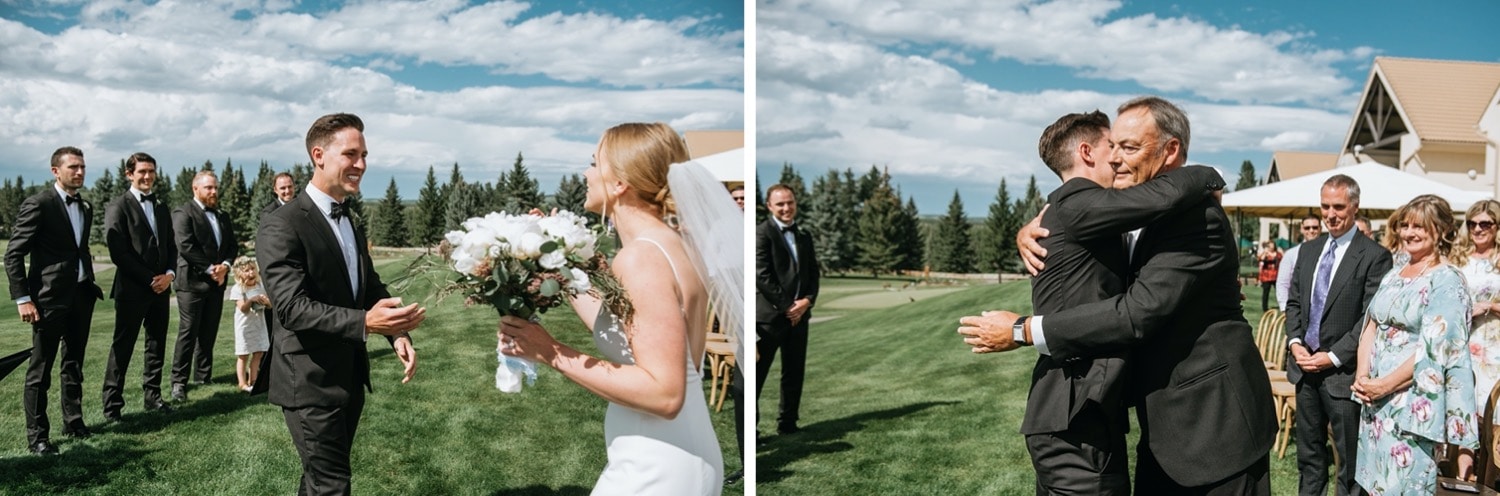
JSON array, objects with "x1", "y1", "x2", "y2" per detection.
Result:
[{"x1": 1468, "y1": 220, "x2": 1496, "y2": 231}]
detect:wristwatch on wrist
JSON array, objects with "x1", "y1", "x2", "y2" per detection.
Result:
[{"x1": 1013, "y1": 316, "x2": 1031, "y2": 346}]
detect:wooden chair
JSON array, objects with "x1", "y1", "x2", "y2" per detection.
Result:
[{"x1": 704, "y1": 339, "x2": 737, "y2": 412}]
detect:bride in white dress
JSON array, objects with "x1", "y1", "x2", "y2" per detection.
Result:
[{"x1": 498, "y1": 122, "x2": 741, "y2": 496}]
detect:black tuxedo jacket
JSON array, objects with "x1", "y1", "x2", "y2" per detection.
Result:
[
  {"x1": 5, "y1": 186, "x2": 102, "y2": 309},
  {"x1": 105, "y1": 191, "x2": 177, "y2": 301},
  {"x1": 172, "y1": 200, "x2": 237, "y2": 293},
  {"x1": 259, "y1": 199, "x2": 285, "y2": 220},
  {"x1": 1284, "y1": 232, "x2": 1391, "y2": 394},
  {"x1": 1022, "y1": 167, "x2": 1219, "y2": 435},
  {"x1": 1041, "y1": 166, "x2": 1275, "y2": 487},
  {"x1": 256, "y1": 192, "x2": 394, "y2": 408},
  {"x1": 755, "y1": 219, "x2": 819, "y2": 326}
]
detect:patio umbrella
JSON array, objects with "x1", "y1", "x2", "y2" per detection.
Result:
[
  {"x1": 0, "y1": 348, "x2": 30, "y2": 381},
  {"x1": 1222, "y1": 161, "x2": 1492, "y2": 219}
]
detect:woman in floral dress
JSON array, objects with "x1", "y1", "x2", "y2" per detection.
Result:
[
  {"x1": 1354, "y1": 195, "x2": 1478, "y2": 494},
  {"x1": 1454, "y1": 199, "x2": 1500, "y2": 484}
]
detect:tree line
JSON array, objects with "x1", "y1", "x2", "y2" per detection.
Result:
[{"x1": 0, "y1": 152, "x2": 589, "y2": 251}]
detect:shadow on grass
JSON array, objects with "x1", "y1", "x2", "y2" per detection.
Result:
[
  {"x1": 488, "y1": 484, "x2": 591, "y2": 495},
  {"x1": 756, "y1": 400, "x2": 958, "y2": 483},
  {"x1": 104, "y1": 388, "x2": 267, "y2": 435},
  {"x1": 0, "y1": 443, "x2": 151, "y2": 493}
]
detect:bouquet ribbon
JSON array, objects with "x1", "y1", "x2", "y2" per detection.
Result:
[{"x1": 495, "y1": 313, "x2": 540, "y2": 393}]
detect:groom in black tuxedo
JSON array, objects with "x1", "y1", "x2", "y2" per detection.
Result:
[
  {"x1": 5, "y1": 146, "x2": 104, "y2": 455},
  {"x1": 170, "y1": 170, "x2": 237, "y2": 401},
  {"x1": 257, "y1": 112, "x2": 422, "y2": 495},
  {"x1": 755, "y1": 184, "x2": 819, "y2": 435},
  {"x1": 101, "y1": 152, "x2": 178, "y2": 421}
]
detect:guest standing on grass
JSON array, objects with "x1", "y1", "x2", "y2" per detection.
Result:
[
  {"x1": 1256, "y1": 241, "x2": 1281, "y2": 313},
  {"x1": 101, "y1": 152, "x2": 177, "y2": 423},
  {"x1": 1283, "y1": 175, "x2": 1391, "y2": 496},
  {"x1": 1453, "y1": 199, "x2": 1500, "y2": 486},
  {"x1": 1279, "y1": 215, "x2": 1322, "y2": 312},
  {"x1": 170, "y1": 170, "x2": 238, "y2": 402},
  {"x1": 1353, "y1": 194, "x2": 1477, "y2": 494},
  {"x1": 6, "y1": 146, "x2": 104, "y2": 455},
  {"x1": 756, "y1": 184, "x2": 819, "y2": 437},
  {"x1": 229, "y1": 257, "x2": 271, "y2": 393},
  {"x1": 257, "y1": 112, "x2": 421, "y2": 495}
]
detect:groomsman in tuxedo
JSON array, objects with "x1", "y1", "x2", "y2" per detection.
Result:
[
  {"x1": 984, "y1": 111, "x2": 1223, "y2": 494},
  {"x1": 101, "y1": 152, "x2": 178, "y2": 421},
  {"x1": 257, "y1": 113, "x2": 421, "y2": 494},
  {"x1": 966, "y1": 97, "x2": 1275, "y2": 494},
  {"x1": 170, "y1": 170, "x2": 238, "y2": 401},
  {"x1": 1285, "y1": 175, "x2": 1390, "y2": 496},
  {"x1": 755, "y1": 184, "x2": 819, "y2": 435},
  {"x1": 6, "y1": 146, "x2": 104, "y2": 455},
  {"x1": 261, "y1": 172, "x2": 296, "y2": 218}
]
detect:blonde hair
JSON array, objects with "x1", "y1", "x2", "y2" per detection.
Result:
[
  {"x1": 1454, "y1": 199, "x2": 1500, "y2": 269},
  {"x1": 1390, "y1": 194, "x2": 1457, "y2": 262},
  {"x1": 598, "y1": 122, "x2": 690, "y2": 222},
  {"x1": 232, "y1": 256, "x2": 260, "y2": 286}
]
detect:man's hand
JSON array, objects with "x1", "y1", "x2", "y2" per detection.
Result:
[
  {"x1": 393, "y1": 334, "x2": 417, "y2": 383},
  {"x1": 17, "y1": 301, "x2": 38, "y2": 324},
  {"x1": 957, "y1": 310, "x2": 1022, "y2": 353},
  {"x1": 150, "y1": 273, "x2": 173, "y2": 293},
  {"x1": 1295, "y1": 350, "x2": 1335, "y2": 373},
  {"x1": 786, "y1": 298, "x2": 811, "y2": 325},
  {"x1": 210, "y1": 264, "x2": 228, "y2": 286},
  {"x1": 1016, "y1": 205, "x2": 1050, "y2": 276},
  {"x1": 366, "y1": 297, "x2": 426, "y2": 336}
]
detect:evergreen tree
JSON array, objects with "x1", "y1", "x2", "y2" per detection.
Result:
[
  {"x1": 411, "y1": 166, "x2": 445, "y2": 246},
  {"x1": 153, "y1": 173, "x2": 173, "y2": 207},
  {"x1": 501, "y1": 152, "x2": 544, "y2": 213},
  {"x1": 291, "y1": 163, "x2": 312, "y2": 189},
  {"x1": 856, "y1": 180, "x2": 903, "y2": 276},
  {"x1": 374, "y1": 178, "x2": 407, "y2": 247},
  {"x1": 932, "y1": 190, "x2": 974, "y2": 273},
  {"x1": 220, "y1": 159, "x2": 253, "y2": 241},
  {"x1": 754, "y1": 173, "x2": 767, "y2": 225},
  {"x1": 977, "y1": 179, "x2": 1018, "y2": 277},
  {"x1": 175, "y1": 165, "x2": 199, "y2": 206},
  {"x1": 896, "y1": 194, "x2": 924, "y2": 271},
  {"x1": 0, "y1": 178, "x2": 16, "y2": 237},
  {"x1": 805, "y1": 170, "x2": 857, "y2": 274},
  {"x1": 87, "y1": 165, "x2": 119, "y2": 242},
  {"x1": 443, "y1": 162, "x2": 464, "y2": 201},
  {"x1": 444, "y1": 182, "x2": 482, "y2": 232},
  {"x1": 1235, "y1": 159, "x2": 1259, "y2": 241},
  {"x1": 551, "y1": 173, "x2": 591, "y2": 222},
  {"x1": 248, "y1": 161, "x2": 276, "y2": 227},
  {"x1": 1014, "y1": 175, "x2": 1045, "y2": 224},
  {"x1": 857, "y1": 165, "x2": 885, "y2": 203}
]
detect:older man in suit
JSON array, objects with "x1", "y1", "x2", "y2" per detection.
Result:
[
  {"x1": 1285, "y1": 175, "x2": 1391, "y2": 496},
  {"x1": 101, "y1": 152, "x2": 178, "y2": 422},
  {"x1": 978, "y1": 110, "x2": 1223, "y2": 494},
  {"x1": 966, "y1": 97, "x2": 1275, "y2": 495},
  {"x1": 756, "y1": 184, "x2": 819, "y2": 436},
  {"x1": 170, "y1": 170, "x2": 238, "y2": 401},
  {"x1": 257, "y1": 113, "x2": 421, "y2": 495},
  {"x1": 5, "y1": 146, "x2": 104, "y2": 455}
]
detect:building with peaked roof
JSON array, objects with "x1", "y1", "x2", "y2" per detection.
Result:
[
  {"x1": 1264, "y1": 151, "x2": 1338, "y2": 183},
  {"x1": 1339, "y1": 57, "x2": 1500, "y2": 192},
  {"x1": 1482, "y1": 84, "x2": 1500, "y2": 187}
]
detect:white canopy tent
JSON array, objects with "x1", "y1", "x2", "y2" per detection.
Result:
[
  {"x1": 694, "y1": 147, "x2": 744, "y2": 183},
  {"x1": 1222, "y1": 161, "x2": 1492, "y2": 219}
]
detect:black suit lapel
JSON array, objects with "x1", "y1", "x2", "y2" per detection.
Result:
[
  {"x1": 1321, "y1": 236, "x2": 1365, "y2": 317},
  {"x1": 300, "y1": 203, "x2": 357, "y2": 306}
]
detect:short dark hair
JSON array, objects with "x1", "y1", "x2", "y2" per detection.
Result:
[
  {"x1": 765, "y1": 184, "x2": 794, "y2": 200},
  {"x1": 51, "y1": 146, "x2": 83, "y2": 169},
  {"x1": 125, "y1": 152, "x2": 156, "y2": 174},
  {"x1": 1038, "y1": 110, "x2": 1111, "y2": 178},
  {"x1": 729, "y1": 185, "x2": 745, "y2": 193},
  {"x1": 305, "y1": 113, "x2": 364, "y2": 160},
  {"x1": 1118, "y1": 96, "x2": 1190, "y2": 157},
  {"x1": 272, "y1": 172, "x2": 294, "y2": 184},
  {"x1": 1301, "y1": 214, "x2": 1321, "y2": 225}
]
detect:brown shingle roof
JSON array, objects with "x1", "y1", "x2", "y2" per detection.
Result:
[
  {"x1": 1374, "y1": 57, "x2": 1500, "y2": 144},
  {"x1": 1268, "y1": 151, "x2": 1338, "y2": 182},
  {"x1": 682, "y1": 130, "x2": 743, "y2": 159}
]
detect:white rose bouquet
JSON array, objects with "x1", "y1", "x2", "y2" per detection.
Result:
[{"x1": 436, "y1": 210, "x2": 623, "y2": 393}]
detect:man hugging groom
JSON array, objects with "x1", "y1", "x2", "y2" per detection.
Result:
[{"x1": 958, "y1": 97, "x2": 1275, "y2": 495}]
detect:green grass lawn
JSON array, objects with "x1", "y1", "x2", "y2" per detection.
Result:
[
  {"x1": 0, "y1": 258, "x2": 743, "y2": 495},
  {"x1": 755, "y1": 277, "x2": 1304, "y2": 494}
]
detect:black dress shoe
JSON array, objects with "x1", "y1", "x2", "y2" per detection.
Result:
[
  {"x1": 171, "y1": 384, "x2": 187, "y2": 403},
  {"x1": 103, "y1": 412, "x2": 123, "y2": 423},
  {"x1": 29, "y1": 440, "x2": 58, "y2": 455},
  {"x1": 63, "y1": 427, "x2": 91, "y2": 439},
  {"x1": 146, "y1": 401, "x2": 175, "y2": 413},
  {"x1": 724, "y1": 469, "x2": 743, "y2": 485},
  {"x1": 777, "y1": 424, "x2": 801, "y2": 435}
]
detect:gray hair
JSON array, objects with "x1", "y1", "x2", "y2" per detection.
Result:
[
  {"x1": 1323, "y1": 174, "x2": 1361, "y2": 203},
  {"x1": 1119, "y1": 96, "x2": 1191, "y2": 157}
]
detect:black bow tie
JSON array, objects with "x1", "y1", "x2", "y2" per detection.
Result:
[
  {"x1": 203, "y1": 207, "x2": 220, "y2": 217},
  {"x1": 779, "y1": 224, "x2": 797, "y2": 235},
  {"x1": 329, "y1": 200, "x2": 352, "y2": 220},
  {"x1": 65, "y1": 194, "x2": 82, "y2": 205},
  {"x1": 139, "y1": 193, "x2": 155, "y2": 204}
]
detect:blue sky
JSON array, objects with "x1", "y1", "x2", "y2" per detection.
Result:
[
  {"x1": 0, "y1": 0, "x2": 743, "y2": 198},
  {"x1": 756, "y1": 0, "x2": 1500, "y2": 216}
]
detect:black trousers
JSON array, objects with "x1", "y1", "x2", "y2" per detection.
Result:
[
  {"x1": 1025, "y1": 404, "x2": 1131, "y2": 495},
  {"x1": 24, "y1": 291, "x2": 97, "y2": 444},
  {"x1": 1295, "y1": 377, "x2": 1362, "y2": 496},
  {"x1": 730, "y1": 365, "x2": 744, "y2": 464},
  {"x1": 283, "y1": 390, "x2": 366, "y2": 496},
  {"x1": 1136, "y1": 436, "x2": 1271, "y2": 495},
  {"x1": 102, "y1": 292, "x2": 171, "y2": 414},
  {"x1": 1261, "y1": 282, "x2": 1274, "y2": 312},
  {"x1": 172, "y1": 288, "x2": 224, "y2": 386},
  {"x1": 756, "y1": 318, "x2": 808, "y2": 428}
]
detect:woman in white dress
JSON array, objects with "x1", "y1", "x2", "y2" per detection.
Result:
[
  {"x1": 498, "y1": 122, "x2": 736, "y2": 495},
  {"x1": 1455, "y1": 199, "x2": 1500, "y2": 485}
]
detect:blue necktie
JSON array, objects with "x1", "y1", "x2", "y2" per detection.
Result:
[{"x1": 1306, "y1": 239, "x2": 1338, "y2": 350}]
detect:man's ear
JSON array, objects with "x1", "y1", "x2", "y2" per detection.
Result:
[
  {"x1": 310, "y1": 146, "x2": 324, "y2": 168},
  {"x1": 1077, "y1": 141, "x2": 1095, "y2": 167},
  {"x1": 1162, "y1": 138, "x2": 1183, "y2": 165}
]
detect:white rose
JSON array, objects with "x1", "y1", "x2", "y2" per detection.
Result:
[
  {"x1": 518, "y1": 232, "x2": 545, "y2": 259},
  {"x1": 444, "y1": 230, "x2": 466, "y2": 246},
  {"x1": 568, "y1": 268, "x2": 591, "y2": 292},
  {"x1": 453, "y1": 254, "x2": 477, "y2": 274},
  {"x1": 539, "y1": 251, "x2": 566, "y2": 270}
]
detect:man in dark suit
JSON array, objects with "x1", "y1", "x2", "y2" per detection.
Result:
[
  {"x1": 5, "y1": 146, "x2": 104, "y2": 455},
  {"x1": 1285, "y1": 175, "x2": 1390, "y2": 496},
  {"x1": 977, "y1": 110, "x2": 1223, "y2": 494},
  {"x1": 101, "y1": 152, "x2": 178, "y2": 421},
  {"x1": 170, "y1": 170, "x2": 238, "y2": 401},
  {"x1": 257, "y1": 113, "x2": 422, "y2": 494},
  {"x1": 964, "y1": 97, "x2": 1276, "y2": 495},
  {"x1": 260, "y1": 172, "x2": 296, "y2": 219},
  {"x1": 756, "y1": 184, "x2": 819, "y2": 435}
]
